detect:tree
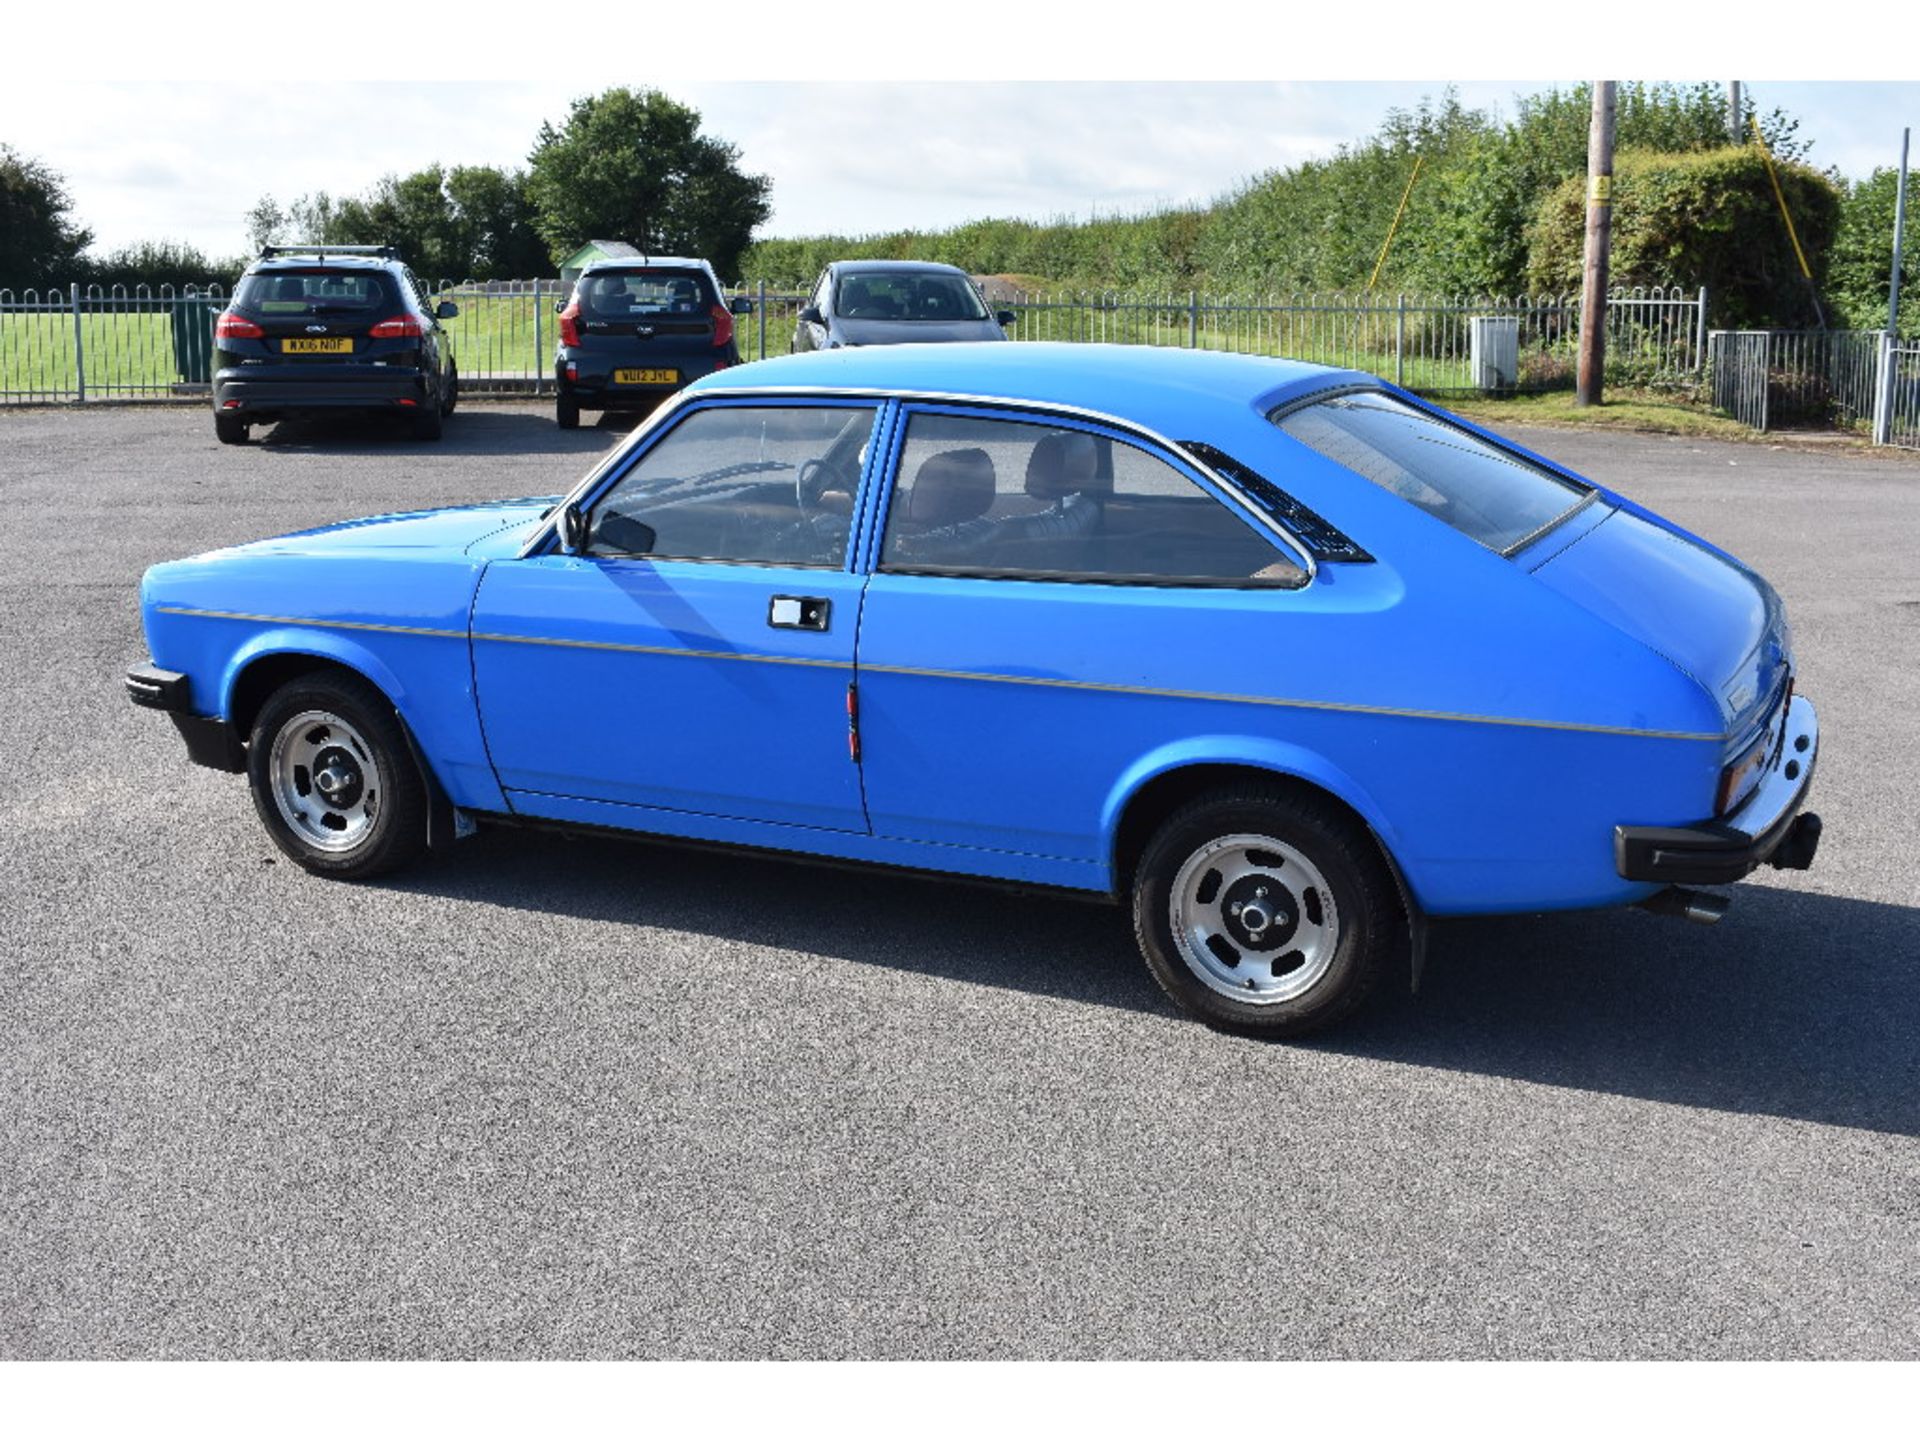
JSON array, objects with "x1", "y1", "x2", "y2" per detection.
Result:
[
  {"x1": 525, "y1": 88, "x2": 772, "y2": 279},
  {"x1": 1525, "y1": 147, "x2": 1842, "y2": 328},
  {"x1": 1828, "y1": 168, "x2": 1920, "y2": 337},
  {"x1": 0, "y1": 145, "x2": 93, "y2": 290},
  {"x1": 279, "y1": 165, "x2": 546, "y2": 279},
  {"x1": 245, "y1": 194, "x2": 287, "y2": 253}
]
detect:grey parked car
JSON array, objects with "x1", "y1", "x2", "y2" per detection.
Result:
[{"x1": 792, "y1": 261, "x2": 1017, "y2": 351}]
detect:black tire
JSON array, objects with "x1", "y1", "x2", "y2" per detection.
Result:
[
  {"x1": 215, "y1": 413, "x2": 250, "y2": 445},
  {"x1": 1131, "y1": 785, "x2": 1398, "y2": 1037},
  {"x1": 246, "y1": 670, "x2": 428, "y2": 880},
  {"x1": 441, "y1": 363, "x2": 458, "y2": 417},
  {"x1": 556, "y1": 395, "x2": 580, "y2": 430},
  {"x1": 410, "y1": 402, "x2": 444, "y2": 441}
]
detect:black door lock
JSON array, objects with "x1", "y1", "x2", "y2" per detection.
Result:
[{"x1": 767, "y1": 595, "x2": 831, "y2": 631}]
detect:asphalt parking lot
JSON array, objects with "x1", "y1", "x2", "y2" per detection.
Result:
[{"x1": 3, "y1": 401, "x2": 1917, "y2": 1359}]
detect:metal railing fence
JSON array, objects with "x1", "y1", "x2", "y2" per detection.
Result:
[
  {"x1": 0, "y1": 283, "x2": 227, "y2": 403},
  {"x1": 1877, "y1": 340, "x2": 1920, "y2": 451},
  {"x1": 993, "y1": 285, "x2": 1707, "y2": 394},
  {"x1": 1, "y1": 278, "x2": 1704, "y2": 405},
  {"x1": 1708, "y1": 329, "x2": 1886, "y2": 433}
]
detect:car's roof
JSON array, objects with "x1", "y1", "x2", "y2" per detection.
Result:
[
  {"x1": 247, "y1": 255, "x2": 398, "y2": 272},
  {"x1": 832, "y1": 260, "x2": 972, "y2": 277},
  {"x1": 695, "y1": 342, "x2": 1362, "y2": 436},
  {"x1": 579, "y1": 256, "x2": 714, "y2": 273}
]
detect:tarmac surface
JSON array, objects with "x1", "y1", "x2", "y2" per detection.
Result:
[{"x1": 2, "y1": 401, "x2": 1917, "y2": 1358}]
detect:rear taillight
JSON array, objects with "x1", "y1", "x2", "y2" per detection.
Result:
[
  {"x1": 369, "y1": 314, "x2": 424, "y2": 339},
  {"x1": 710, "y1": 303, "x2": 734, "y2": 349},
  {"x1": 558, "y1": 303, "x2": 581, "y2": 348},
  {"x1": 214, "y1": 312, "x2": 263, "y2": 340}
]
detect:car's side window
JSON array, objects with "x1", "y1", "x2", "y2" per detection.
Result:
[
  {"x1": 877, "y1": 411, "x2": 1304, "y2": 587},
  {"x1": 586, "y1": 405, "x2": 877, "y2": 569}
]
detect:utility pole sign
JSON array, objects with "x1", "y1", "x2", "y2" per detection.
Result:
[{"x1": 1577, "y1": 81, "x2": 1617, "y2": 408}]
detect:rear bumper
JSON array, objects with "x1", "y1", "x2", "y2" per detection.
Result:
[
  {"x1": 1615, "y1": 694, "x2": 1821, "y2": 885},
  {"x1": 125, "y1": 663, "x2": 246, "y2": 773},
  {"x1": 214, "y1": 366, "x2": 430, "y2": 412},
  {"x1": 555, "y1": 351, "x2": 729, "y2": 407}
]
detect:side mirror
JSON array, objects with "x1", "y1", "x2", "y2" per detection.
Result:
[
  {"x1": 996, "y1": 310, "x2": 1017, "y2": 328},
  {"x1": 798, "y1": 305, "x2": 824, "y2": 326},
  {"x1": 555, "y1": 503, "x2": 586, "y2": 554},
  {"x1": 729, "y1": 296, "x2": 754, "y2": 315},
  {"x1": 435, "y1": 300, "x2": 459, "y2": 320}
]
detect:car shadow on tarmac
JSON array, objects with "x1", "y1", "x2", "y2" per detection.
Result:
[
  {"x1": 248, "y1": 407, "x2": 636, "y2": 458},
  {"x1": 386, "y1": 825, "x2": 1920, "y2": 1137}
]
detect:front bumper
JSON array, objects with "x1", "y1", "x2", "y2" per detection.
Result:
[
  {"x1": 125, "y1": 663, "x2": 246, "y2": 773},
  {"x1": 1615, "y1": 694, "x2": 1821, "y2": 886}
]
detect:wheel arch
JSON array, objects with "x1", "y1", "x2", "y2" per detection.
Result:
[
  {"x1": 222, "y1": 636, "x2": 460, "y2": 849},
  {"x1": 1104, "y1": 743, "x2": 1428, "y2": 988}
]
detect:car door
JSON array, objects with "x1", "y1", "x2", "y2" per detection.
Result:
[
  {"x1": 470, "y1": 398, "x2": 885, "y2": 833},
  {"x1": 852, "y1": 405, "x2": 1316, "y2": 869}
]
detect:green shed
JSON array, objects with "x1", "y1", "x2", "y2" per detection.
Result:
[{"x1": 559, "y1": 240, "x2": 643, "y2": 286}]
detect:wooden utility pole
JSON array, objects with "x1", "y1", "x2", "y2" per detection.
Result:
[{"x1": 1576, "y1": 81, "x2": 1617, "y2": 407}]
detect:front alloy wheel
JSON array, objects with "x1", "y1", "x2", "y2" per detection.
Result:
[{"x1": 247, "y1": 671, "x2": 427, "y2": 878}]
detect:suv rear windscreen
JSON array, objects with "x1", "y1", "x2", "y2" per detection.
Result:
[
  {"x1": 1273, "y1": 391, "x2": 1591, "y2": 555},
  {"x1": 577, "y1": 269, "x2": 715, "y2": 321},
  {"x1": 234, "y1": 269, "x2": 396, "y2": 316}
]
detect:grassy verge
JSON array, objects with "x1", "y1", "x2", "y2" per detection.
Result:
[{"x1": 1439, "y1": 389, "x2": 1821, "y2": 444}]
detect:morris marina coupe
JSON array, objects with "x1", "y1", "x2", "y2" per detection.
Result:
[{"x1": 128, "y1": 344, "x2": 1822, "y2": 1036}]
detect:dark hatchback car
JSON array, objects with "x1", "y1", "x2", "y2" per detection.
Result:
[
  {"x1": 792, "y1": 260, "x2": 1016, "y2": 352},
  {"x1": 211, "y1": 245, "x2": 459, "y2": 444},
  {"x1": 553, "y1": 258, "x2": 752, "y2": 429}
]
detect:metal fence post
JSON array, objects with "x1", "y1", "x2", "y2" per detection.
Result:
[
  {"x1": 1188, "y1": 291, "x2": 1198, "y2": 348},
  {"x1": 1396, "y1": 295, "x2": 1407, "y2": 388},
  {"x1": 758, "y1": 279, "x2": 767, "y2": 360},
  {"x1": 1695, "y1": 286, "x2": 1708, "y2": 370},
  {"x1": 533, "y1": 283, "x2": 544, "y2": 396},
  {"x1": 1874, "y1": 330, "x2": 1895, "y2": 445},
  {"x1": 70, "y1": 283, "x2": 86, "y2": 403}
]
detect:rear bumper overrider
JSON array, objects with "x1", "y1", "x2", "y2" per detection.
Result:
[{"x1": 1615, "y1": 694, "x2": 1821, "y2": 886}]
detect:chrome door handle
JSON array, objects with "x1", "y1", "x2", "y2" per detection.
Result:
[{"x1": 768, "y1": 595, "x2": 831, "y2": 632}]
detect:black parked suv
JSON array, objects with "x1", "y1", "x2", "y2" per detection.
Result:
[
  {"x1": 212, "y1": 245, "x2": 459, "y2": 444},
  {"x1": 553, "y1": 257, "x2": 751, "y2": 428}
]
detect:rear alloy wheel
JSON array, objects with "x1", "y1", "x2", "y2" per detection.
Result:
[
  {"x1": 1132, "y1": 786, "x2": 1397, "y2": 1037},
  {"x1": 215, "y1": 413, "x2": 250, "y2": 445},
  {"x1": 247, "y1": 672, "x2": 427, "y2": 879},
  {"x1": 556, "y1": 395, "x2": 580, "y2": 430}
]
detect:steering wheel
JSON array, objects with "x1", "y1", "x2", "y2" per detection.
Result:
[{"x1": 795, "y1": 456, "x2": 856, "y2": 523}]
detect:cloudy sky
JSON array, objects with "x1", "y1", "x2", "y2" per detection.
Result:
[{"x1": 5, "y1": 73, "x2": 1915, "y2": 260}]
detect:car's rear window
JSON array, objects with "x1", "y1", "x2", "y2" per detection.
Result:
[
  {"x1": 836, "y1": 271, "x2": 988, "y2": 322},
  {"x1": 234, "y1": 269, "x2": 394, "y2": 316},
  {"x1": 1273, "y1": 391, "x2": 1591, "y2": 554},
  {"x1": 577, "y1": 269, "x2": 715, "y2": 320}
]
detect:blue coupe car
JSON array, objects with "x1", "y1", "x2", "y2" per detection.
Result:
[{"x1": 127, "y1": 344, "x2": 1821, "y2": 1036}]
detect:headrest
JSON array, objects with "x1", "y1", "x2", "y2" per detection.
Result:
[
  {"x1": 1024, "y1": 430, "x2": 1104, "y2": 500},
  {"x1": 906, "y1": 448, "x2": 995, "y2": 528}
]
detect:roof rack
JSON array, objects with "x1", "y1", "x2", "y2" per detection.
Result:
[{"x1": 258, "y1": 243, "x2": 400, "y2": 261}]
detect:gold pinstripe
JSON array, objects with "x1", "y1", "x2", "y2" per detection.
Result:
[{"x1": 155, "y1": 604, "x2": 1721, "y2": 743}]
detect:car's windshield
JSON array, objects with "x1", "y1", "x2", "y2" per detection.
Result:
[
  {"x1": 1273, "y1": 391, "x2": 1591, "y2": 554},
  {"x1": 578, "y1": 269, "x2": 714, "y2": 320},
  {"x1": 835, "y1": 271, "x2": 988, "y2": 322},
  {"x1": 234, "y1": 269, "x2": 395, "y2": 316}
]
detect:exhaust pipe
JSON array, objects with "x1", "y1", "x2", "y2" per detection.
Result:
[{"x1": 1638, "y1": 886, "x2": 1730, "y2": 926}]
